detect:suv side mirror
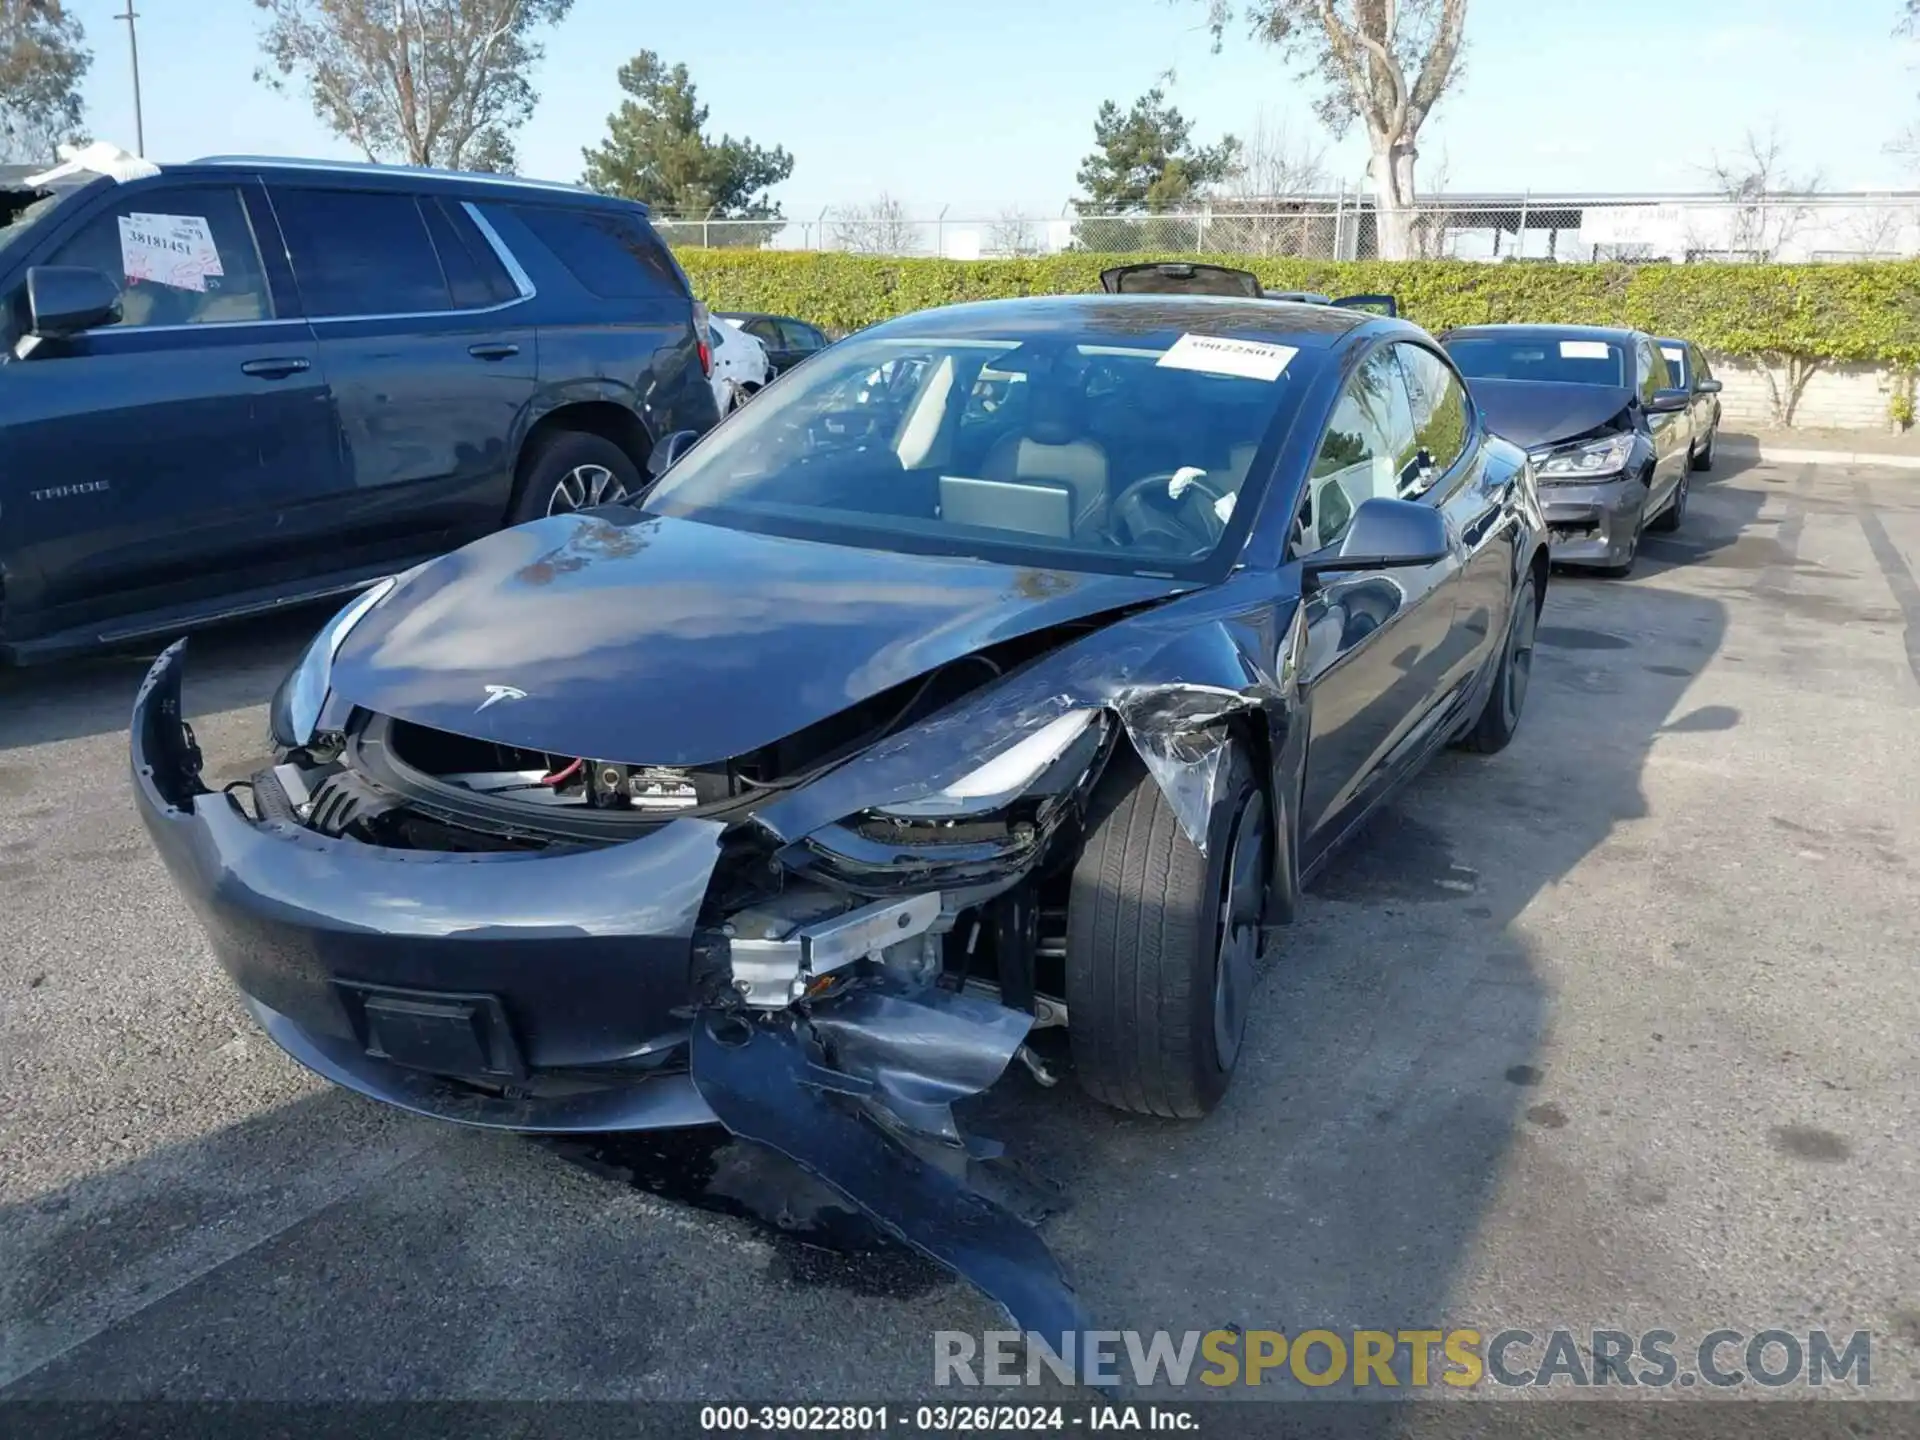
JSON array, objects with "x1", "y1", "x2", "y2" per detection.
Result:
[
  {"x1": 1644, "y1": 388, "x2": 1690, "y2": 414},
  {"x1": 648, "y1": 428, "x2": 701, "y2": 478},
  {"x1": 1300, "y1": 496, "x2": 1450, "y2": 587},
  {"x1": 26, "y1": 265, "x2": 122, "y2": 339},
  {"x1": 1696, "y1": 378, "x2": 1723, "y2": 395}
]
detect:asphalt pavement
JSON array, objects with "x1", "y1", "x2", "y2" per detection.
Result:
[{"x1": 2, "y1": 452, "x2": 1918, "y2": 1405}]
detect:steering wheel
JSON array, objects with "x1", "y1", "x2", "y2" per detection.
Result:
[{"x1": 1113, "y1": 471, "x2": 1231, "y2": 551}]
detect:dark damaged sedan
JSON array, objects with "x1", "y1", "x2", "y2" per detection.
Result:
[
  {"x1": 1442, "y1": 323, "x2": 1695, "y2": 577},
  {"x1": 132, "y1": 293, "x2": 1547, "y2": 1332}
]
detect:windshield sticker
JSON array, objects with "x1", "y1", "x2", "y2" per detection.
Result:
[
  {"x1": 118, "y1": 213, "x2": 224, "y2": 292},
  {"x1": 1559, "y1": 340, "x2": 1613, "y2": 360},
  {"x1": 1157, "y1": 333, "x2": 1297, "y2": 382}
]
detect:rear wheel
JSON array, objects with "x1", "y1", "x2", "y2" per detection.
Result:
[
  {"x1": 1066, "y1": 747, "x2": 1268, "y2": 1118},
  {"x1": 508, "y1": 432, "x2": 644, "y2": 525},
  {"x1": 1461, "y1": 571, "x2": 1538, "y2": 754}
]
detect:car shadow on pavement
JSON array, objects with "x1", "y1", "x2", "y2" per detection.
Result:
[
  {"x1": 1, "y1": 475, "x2": 1755, "y2": 1407},
  {"x1": 0, "y1": 610, "x2": 321, "y2": 756}
]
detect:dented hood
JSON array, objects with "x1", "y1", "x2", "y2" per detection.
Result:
[
  {"x1": 327, "y1": 511, "x2": 1186, "y2": 766},
  {"x1": 1468, "y1": 378, "x2": 1636, "y2": 451}
]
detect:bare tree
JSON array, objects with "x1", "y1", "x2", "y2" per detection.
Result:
[
  {"x1": 253, "y1": 0, "x2": 574, "y2": 173},
  {"x1": 1208, "y1": 111, "x2": 1327, "y2": 255},
  {"x1": 986, "y1": 208, "x2": 1042, "y2": 257},
  {"x1": 828, "y1": 193, "x2": 918, "y2": 255},
  {"x1": 1203, "y1": 0, "x2": 1469, "y2": 259},
  {"x1": 0, "y1": 0, "x2": 89, "y2": 165},
  {"x1": 1692, "y1": 122, "x2": 1826, "y2": 262}
]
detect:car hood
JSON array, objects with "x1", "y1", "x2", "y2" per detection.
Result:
[
  {"x1": 1468, "y1": 379, "x2": 1636, "y2": 450},
  {"x1": 328, "y1": 511, "x2": 1188, "y2": 766}
]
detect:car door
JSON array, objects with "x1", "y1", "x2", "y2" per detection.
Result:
[
  {"x1": 0, "y1": 175, "x2": 339, "y2": 628},
  {"x1": 741, "y1": 316, "x2": 794, "y2": 371},
  {"x1": 778, "y1": 317, "x2": 829, "y2": 371},
  {"x1": 1395, "y1": 340, "x2": 1513, "y2": 705},
  {"x1": 1636, "y1": 334, "x2": 1686, "y2": 514},
  {"x1": 267, "y1": 184, "x2": 538, "y2": 555},
  {"x1": 1294, "y1": 346, "x2": 1462, "y2": 860}
]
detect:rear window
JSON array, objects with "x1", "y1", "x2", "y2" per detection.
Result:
[
  {"x1": 1445, "y1": 335, "x2": 1629, "y2": 387},
  {"x1": 271, "y1": 187, "x2": 450, "y2": 317},
  {"x1": 510, "y1": 204, "x2": 686, "y2": 300}
]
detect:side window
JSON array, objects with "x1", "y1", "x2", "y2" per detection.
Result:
[
  {"x1": 1692, "y1": 346, "x2": 1714, "y2": 384},
  {"x1": 1660, "y1": 343, "x2": 1689, "y2": 390},
  {"x1": 1394, "y1": 343, "x2": 1472, "y2": 492},
  {"x1": 271, "y1": 188, "x2": 449, "y2": 317},
  {"x1": 1295, "y1": 349, "x2": 1418, "y2": 556},
  {"x1": 779, "y1": 319, "x2": 821, "y2": 353},
  {"x1": 40, "y1": 186, "x2": 272, "y2": 328},
  {"x1": 1635, "y1": 338, "x2": 1665, "y2": 402},
  {"x1": 744, "y1": 317, "x2": 783, "y2": 347},
  {"x1": 422, "y1": 198, "x2": 518, "y2": 309},
  {"x1": 510, "y1": 205, "x2": 685, "y2": 300}
]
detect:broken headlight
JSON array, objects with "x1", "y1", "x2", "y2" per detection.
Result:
[
  {"x1": 269, "y1": 577, "x2": 397, "y2": 750},
  {"x1": 1529, "y1": 432, "x2": 1635, "y2": 482},
  {"x1": 874, "y1": 710, "x2": 1104, "y2": 819}
]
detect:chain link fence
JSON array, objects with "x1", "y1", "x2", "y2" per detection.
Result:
[{"x1": 653, "y1": 195, "x2": 1920, "y2": 263}]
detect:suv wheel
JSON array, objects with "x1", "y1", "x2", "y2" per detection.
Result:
[{"x1": 510, "y1": 432, "x2": 644, "y2": 525}]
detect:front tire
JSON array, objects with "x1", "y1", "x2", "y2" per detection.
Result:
[
  {"x1": 1066, "y1": 747, "x2": 1268, "y2": 1119},
  {"x1": 1691, "y1": 427, "x2": 1715, "y2": 472},
  {"x1": 1648, "y1": 469, "x2": 1689, "y2": 533}
]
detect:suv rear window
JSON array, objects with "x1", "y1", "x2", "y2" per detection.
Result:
[
  {"x1": 271, "y1": 187, "x2": 450, "y2": 317},
  {"x1": 510, "y1": 204, "x2": 685, "y2": 300}
]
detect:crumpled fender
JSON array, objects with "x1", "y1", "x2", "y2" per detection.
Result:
[{"x1": 753, "y1": 574, "x2": 1307, "y2": 913}]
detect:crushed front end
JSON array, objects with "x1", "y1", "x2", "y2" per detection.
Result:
[{"x1": 133, "y1": 636, "x2": 1108, "y2": 1335}]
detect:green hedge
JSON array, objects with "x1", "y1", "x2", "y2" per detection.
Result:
[{"x1": 680, "y1": 250, "x2": 1920, "y2": 366}]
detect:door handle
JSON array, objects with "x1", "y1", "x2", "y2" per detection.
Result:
[
  {"x1": 468, "y1": 343, "x2": 520, "y2": 361},
  {"x1": 240, "y1": 357, "x2": 310, "y2": 379}
]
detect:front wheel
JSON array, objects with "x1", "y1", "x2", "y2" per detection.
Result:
[
  {"x1": 1691, "y1": 427, "x2": 1715, "y2": 472},
  {"x1": 1648, "y1": 470, "x2": 1689, "y2": 533},
  {"x1": 1066, "y1": 747, "x2": 1269, "y2": 1118}
]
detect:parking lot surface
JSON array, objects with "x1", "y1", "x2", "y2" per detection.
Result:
[{"x1": 2, "y1": 450, "x2": 1917, "y2": 1401}]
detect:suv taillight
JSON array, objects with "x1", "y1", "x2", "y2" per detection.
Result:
[{"x1": 692, "y1": 300, "x2": 713, "y2": 377}]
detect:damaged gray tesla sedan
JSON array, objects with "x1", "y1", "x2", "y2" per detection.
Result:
[{"x1": 131, "y1": 293, "x2": 1547, "y2": 1336}]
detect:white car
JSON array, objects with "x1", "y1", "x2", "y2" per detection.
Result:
[{"x1": 710, "y1": 318, "x2": 774, "y2": 415}]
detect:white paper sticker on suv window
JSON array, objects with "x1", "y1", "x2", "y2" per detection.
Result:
[
  {"x1": 1157, "y1": 333, "x2": 1297, "y2": 382},
  {"x1": 118, "y1": 213, "x2": 224, "y2": 292},
  {"x1": 1559, "y1": 340, "x2": 1612, "y2": 360},
  {"x1": 1662, "y1": 346, "x2": 1685, "y2": 363}
]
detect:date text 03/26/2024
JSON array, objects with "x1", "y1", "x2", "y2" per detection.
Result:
[{"x1": 700, "y1": 1406, "x2": 1191, "y2": 1432}]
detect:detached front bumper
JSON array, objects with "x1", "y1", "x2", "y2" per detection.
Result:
[
  {"x1": 1538, "y1": 475, "x2": 1645, "y2": 568},
  {"x1": 131, "y1": 640, "x2": 725, "y2": 1132}
]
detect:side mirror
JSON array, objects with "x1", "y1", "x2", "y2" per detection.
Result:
[
  {"x1": 647, "y1": 428, "x2": 701, "y2": 478},
  {"x1": 26, "y1": 265, "x2": 122, "y2": 339},
  {"x1": 1645, "y1": 388, "x2": 1690, "y2": 415},
  {"x1": 1300, "y1": 496, "x2": 1451, "y2": 586},
  {"x1": 1696, "y1": 378, "x2": 1723, "y2": 395}
]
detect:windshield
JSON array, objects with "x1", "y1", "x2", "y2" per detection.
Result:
[
  {"x1": 1446, "y1": 335, "x2": 1629, "y2": 387},
  {"x1": 644, "y1": 322, "x2": 1312, "y2": 577}
]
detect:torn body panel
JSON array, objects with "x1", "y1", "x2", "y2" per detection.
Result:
[{"x1": 690, "y1": 1008, "x2": 1088, "y2": 1344}]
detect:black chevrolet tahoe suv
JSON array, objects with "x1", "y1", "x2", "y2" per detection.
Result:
[{"x1": 0, "y1": 155, "x2": 719, "y2": 662}]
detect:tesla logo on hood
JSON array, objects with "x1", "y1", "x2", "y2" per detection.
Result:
[{"x1": 476, "y1": 684, "x2": 528, "y2": 712}]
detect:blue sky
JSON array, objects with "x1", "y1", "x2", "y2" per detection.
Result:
[{"x1": 68, "y1": 0, "x2": 1919, "y2": 214}]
